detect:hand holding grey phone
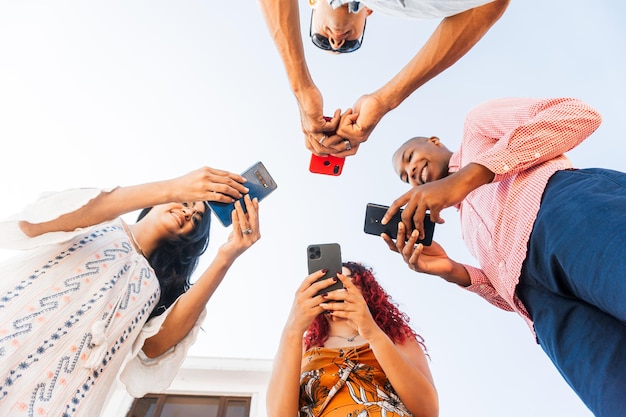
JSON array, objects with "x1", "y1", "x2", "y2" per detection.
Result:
[
  {"x1": 364, "y1": 203, "x2": 435, "y2": 245},
  {"x1": 307, "y1": 243, "x2": 343, "y2": 296},
  {"x1": 208, "y1": 161, "x2": 277, "y2": 227}
]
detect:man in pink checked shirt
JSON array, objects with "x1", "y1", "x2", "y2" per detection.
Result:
[{"x1": 382, "y1": 97, "x2": 626, "y2": 417}]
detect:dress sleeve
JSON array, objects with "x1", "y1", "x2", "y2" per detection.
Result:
[
  {"x1": 464, "y1": 97, "x2": 602, "y2": 182},
  {"x1": 0, "y1": 187, "x2": 114, "y2": 250},
  {"x1": 118, "y1": 302, "x2": 207, "y2": 398}
]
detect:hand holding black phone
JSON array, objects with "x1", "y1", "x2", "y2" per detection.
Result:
[{"x1": 364, "y1": 203, "x2": 435, "y2": 245}]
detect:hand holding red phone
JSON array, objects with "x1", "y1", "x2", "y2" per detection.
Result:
[{"x1": 309, "y1": 116, "x2": 346, "y2": 176}]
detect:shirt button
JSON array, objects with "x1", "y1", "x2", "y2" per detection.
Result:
[
  {"x1": 503, "y1": 165, "x2": 510, "y2": 171},
  {"x1": 535, "y1": 152, "x2": 540, "y2": 158},
  {"x1": 499, "y1": 261, "x2": 505, "y2": 269}
]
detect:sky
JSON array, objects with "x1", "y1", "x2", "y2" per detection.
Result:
[{"x1": 0, "y1": 1, "x2": 624, "y2": 416}]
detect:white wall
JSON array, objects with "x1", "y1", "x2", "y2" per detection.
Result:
[{"x1": 103, "y1": 357, "x2": 272, "y2": 417}]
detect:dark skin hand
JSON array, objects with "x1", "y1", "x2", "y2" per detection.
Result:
[
  {"x1": 381, "y1": 221, "x2": 472, "y2": 287},
  {"x1": 383, "y1": 163, "x2": 495, "y2": 239}
]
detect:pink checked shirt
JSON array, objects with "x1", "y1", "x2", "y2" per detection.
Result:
[{"x1": 449, "y1": 97, "x2": 602, "y2": 334}]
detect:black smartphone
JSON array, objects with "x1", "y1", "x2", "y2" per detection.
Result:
[
  {"x1": 364, "y1": 203, "x2": 435, "y2": 246},
  {"x1": 208, "y1": 161, "x2": 278, "y2": 227},
  {"x1": 306, "y1": 243, "x2": 343, "y2": 296}
]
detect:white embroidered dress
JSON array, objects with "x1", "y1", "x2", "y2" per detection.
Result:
[{"x1": 0, "y1": 189, "x2": 204, "y2": 417}]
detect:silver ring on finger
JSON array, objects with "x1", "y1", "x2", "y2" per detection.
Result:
[
  {"x1": 343, "y1": 139, "x2": 352, "y2": 151},
  {"x1": 318, "y1": 135, "x2": 326, "y2": 145},
  {"x1": 242, "y1": 228, "x2": 253, "y2": 235}
]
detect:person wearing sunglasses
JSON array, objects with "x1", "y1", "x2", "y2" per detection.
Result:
[{"x1": 258, "y1": 0, "x2": 509, "y2": 159}]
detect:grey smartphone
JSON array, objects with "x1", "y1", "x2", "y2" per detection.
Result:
[
  {"x1": 208, "y1": 161, "x2": 278, "y2": 227},
  {"x1": 306, "y1": 243, "x2": 343, "y2": 296},
  {"x1": 364, "y1": 203, "x2": 435, "y2": 245}
]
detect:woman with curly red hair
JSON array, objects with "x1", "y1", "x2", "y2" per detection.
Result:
[{"x1": 267, "y1": 261, "x2": 438, "y2": 417}]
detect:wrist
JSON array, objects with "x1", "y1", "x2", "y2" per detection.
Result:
[
  {"x1": 369, "y1": 89, "x2": 396, "y2": 113},
  {"x1": 362, "y1": 325, "x2": 388, "y2": 346},
  {"x1": 441, "y1": 262, "x2": 471, "y2": 287}
]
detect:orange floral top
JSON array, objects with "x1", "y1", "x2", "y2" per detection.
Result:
[{"x1": 299, "y1": 343, "x2": 412, "y2": 417}]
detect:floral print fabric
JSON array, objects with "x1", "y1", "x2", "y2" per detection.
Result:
[{"x1": 300, "y1": 344, "x2": 412, "y2": 417}]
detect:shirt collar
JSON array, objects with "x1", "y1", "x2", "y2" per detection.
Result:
[{"x1": 449, "y1": 151, "x2": 461, "y2": 173}]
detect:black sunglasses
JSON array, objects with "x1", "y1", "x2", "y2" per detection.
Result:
[{"x1": 309, "y1": 9, "x2": 366, "y2": 54}]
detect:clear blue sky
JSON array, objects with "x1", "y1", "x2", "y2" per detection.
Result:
[{"x1": 0, "y1": 1, "x2": 623, "y2": 416}]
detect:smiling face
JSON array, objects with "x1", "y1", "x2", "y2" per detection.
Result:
[
  {"x1": 156, "y1": 201, "x2": 207, "y2": 239},
  {"x1": 392, "y1": 136, "x2": 453, "y2": 186}
]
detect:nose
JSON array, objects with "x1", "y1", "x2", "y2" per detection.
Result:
[
  {"x1": 181, "y1": 204, "x2": 197, "y2": 220},
  {"x1": 327, "y1": 33, "x2": 346, "y2": 50}
]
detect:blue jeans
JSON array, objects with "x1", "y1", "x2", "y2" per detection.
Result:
[{"x1": 516, "y1": 168, "x2": 626, "y2": 417}]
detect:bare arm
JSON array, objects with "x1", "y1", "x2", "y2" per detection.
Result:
[
  {"x1": 377, "y1": 0, "x2": 509, "y2": 109},
  {"x1": 141, "y1": 196, "x2": 260, "y2": 358},
  {"x1": 19, "y1": 167, "x2": 248, "y2": 237},
  {"x1": 257, "y1": 0, "x2": 340, "y2": 151},
  {"x1": 337, "y1": 0, "x2": 509, "y2": 148},
  {"x1": 266, "y1": 272, "x2": 334, "y2": 417},
  {"x1": 257, "y1": 0, "x2": 313, "y2": 95},
  {"x1": 323, "y1": 274, "x2": 438, "y2": 417},
  {"x1": 368, "y1": 332, "x2": 438, "y2": 417}
]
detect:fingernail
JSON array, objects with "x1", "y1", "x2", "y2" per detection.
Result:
[
  {"x1": 333, "y1": 277, "x2": 338, "y2": 282},
  {"x1": 322, "y1": 269, "x2": 328, "y2": 273},
  {"x1": 321, "y1": 293, "x2": 328, "y2": 297}
]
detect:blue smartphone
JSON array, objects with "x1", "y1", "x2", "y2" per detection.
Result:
[{"x1": 207, "y1": 161, "x2": 277, "y2": 227}]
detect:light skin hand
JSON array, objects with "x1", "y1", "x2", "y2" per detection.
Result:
[
  {"x1": 169, "y1": 166, "x2": 249, "y2": 203},
  {"x1": 218, "y1": 195, "x2": 260, "y2": 259},
  {"x1": 336, "y1": 94, "x2": 389, "y2": 149},
  {"x1": 301, "y1": 90, "x2": 342, "y2": 155},
  {"x1": 307, "y1": 113, "x2": 346, "y2": 156}
]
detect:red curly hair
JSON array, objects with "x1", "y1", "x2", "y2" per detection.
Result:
[{"x1": 303, "y1": 261, "x2": 426, "y2": 353}]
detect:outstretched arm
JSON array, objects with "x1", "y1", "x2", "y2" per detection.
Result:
[
  {"x1": 18, "y1": 167, "x2": 248, "y2": 237},
  {"x1": 257, "y1": 0, "x2": 340, "y2": 152},
  {"x1": 336, "y1": 0, "x2": 509, "y2": 151}
]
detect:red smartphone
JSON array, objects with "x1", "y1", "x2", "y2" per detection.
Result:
[
  {"x1": 309, "y1": 154, "x2": 345, "y2": 176},
  {"x1": 309, "y1": 116, "x2": 345, "y2": 176}
]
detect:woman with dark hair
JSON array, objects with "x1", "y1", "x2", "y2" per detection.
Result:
[
  {"x1": 267, "y1": 262, "x2": 438, "y2": 417},
  {"x1": 0, "y1": 166, "x2": 261, "y2": 417}
]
